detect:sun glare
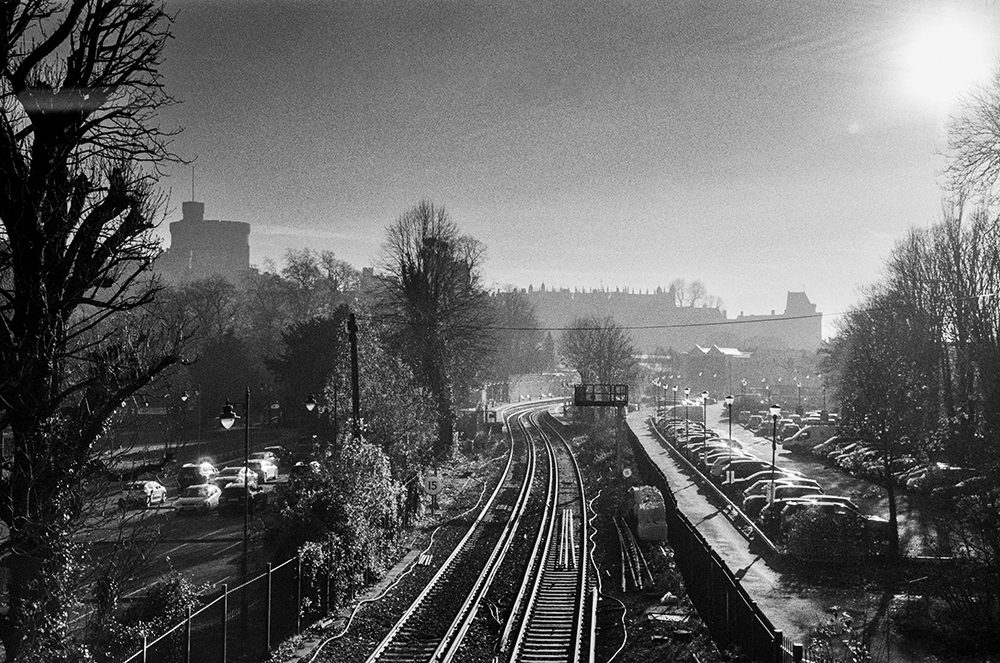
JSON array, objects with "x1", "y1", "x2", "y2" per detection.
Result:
[{"x1": 901, "y1": 9, "x2": 995, "y2": 109}]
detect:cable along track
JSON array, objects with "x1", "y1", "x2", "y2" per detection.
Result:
[
  {"x1": 364, "y1": 404, "x2": 543, "y2": 663},
  {"x1": 501, "y1": 412, "x2": 594, "y2": 663}
]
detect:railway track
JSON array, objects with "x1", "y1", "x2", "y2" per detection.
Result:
[
  {"x1": 364, "y1": 403, "x2": 545, "y2": 663},
  {"x1": 500, "y1": 412, "x2": 594, "y2": 663},
  {"x1": 613, "y1": 516, "x2": 654, "y2": 593}
]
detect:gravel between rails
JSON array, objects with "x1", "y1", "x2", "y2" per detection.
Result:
[{"x1": 304, "y1": 440, "x2": 520, "y2": 663}]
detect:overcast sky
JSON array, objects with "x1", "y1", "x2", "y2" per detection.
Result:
[{"x1": 155, "y1": 0, "x2": 1000, "y2": 337}]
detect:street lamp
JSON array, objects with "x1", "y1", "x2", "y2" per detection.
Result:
[
  {"x1": 725, "y1": 395, "x2": 735, "y2": 477},
  {"x1": 220, "y1": 389, "x2": 250, "y2": 583},
  {"x1": 701, "y1": 390, "x2": 708, "y2": 466},
  {"x1": 671, "y1": 385, "x2": 677, "y2": 418},
  {"x1": 769, "y1": 403, "x2": 781, "y2": 507},
  {"x1": 181, "y1": 390, "x2": 203, "y2": 455},
  {"x1": 683, "y1": 387, "x2": 690, "y2": 441},
  {"x1": 305, "y1": 393, "x2": 317, "y2": 412}
]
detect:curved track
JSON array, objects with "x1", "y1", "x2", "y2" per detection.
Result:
[
  {"x1": 364, "y1": 403, "x2": 545, "y2": 663},
  {"x1": 501, "y1": 412, "x2": 594, "y2": 663}
]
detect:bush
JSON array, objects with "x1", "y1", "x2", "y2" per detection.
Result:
[{"x1": 784, "y1": 505, "x2": 868, "y2": 561}]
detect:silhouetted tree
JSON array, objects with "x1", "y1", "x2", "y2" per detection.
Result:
[
  {"x1": 377, "y1": 202, "x2": 494, "y2": 456},
  {"x1": 489, "y1": 289, "x2": 545, "y2": 376},
  {"x1": 0, "y1": 0, "x2": 184, "y2": 656},
  {"x1": 560, "y1": 316, "x2": 638, "y2": 384},
  {"x1": 947, "y1": 65, "x2": 1000, "y2": 196},
  {"x1": 266, "y1": 309, "x2": 349, "y2": 424}
]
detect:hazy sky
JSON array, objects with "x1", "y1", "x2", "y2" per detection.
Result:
[{"x1": 155, "y1": 0, "x2": 1000, "y2": 337}]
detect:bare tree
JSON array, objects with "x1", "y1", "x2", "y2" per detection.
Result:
[
  {"x1": 947, "y1": 65, "x2": 1000, "y2": 196},
  {"x1": 489, "y1": 288, "x2": 546, "y2": 377},
  {"x1": 0, "y1": 1, "x2": 184, "y2": 656},
  {"x1": 377, "y1": 201, "x2": 494, "y2": 456},
  {"x1": 281, "y1": 248, "x2": 358, "y2": 321},
  {"x1": 669, "y1": 278, "x2": 717, "y2": 307},
  {"x1": 559, "y1": 315, "x2": 638, "y2": 385}
]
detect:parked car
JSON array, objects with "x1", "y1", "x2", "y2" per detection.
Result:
[
  {"x1": 119, "y1": 480, "x2": 168, "y2": 510},
  {"x1": 219, "y1": 482, "x2": 268, "y2": 513},
  {"x1": 908, "y1": 463, "x2": 977, "y2": 493},
  {"x1": 213, "y1": 466, "x2": 258, "y2": 489},
  {"x1": 743, "y1": 484, "x2": 823, "y2": 517},
  {"x1": 249, "y1": 450, "x2": 278, "y2": 466},
  {"x1": 177, "y1": 462, "x2": 218, "y2": 489},
  {"x1": 290, "y1": 460, "x2": 321, "y2": 480},
  {"x1": 723, "y1": 466, "x2": 800, "y2": 492},
  {"x1": 836, "y1": 448, "x2": 880, "y2": 474},
  {"x1": 828, "y1": 441, "x2": 860, "y2": 464},
  {"x1": 810, "y1": 436, "x2": 842, "y2": 457},
  {"x1": 174, "y1": 483, "x2": 222, "y2": 513},
  {"x1": 773, "y1": 500, "x2": 889, "y2": 541},
  {"x1": 779, "y1": 422, "x2": 801, "y2": 439},
  {"x1": 782, "y1": 426, "x2": 839, "y2": 453},
  {"x1": 708, "y1": 453, "x2": 758, "y2": 476},
  {"x1": 263, "y1": 445, "x2": 293, "y2": 463},
  {"x1": 930, "y1": 475, "x2": 989, "y2": 501},
  {"x1": 246, "y1": 458, "x2": 278, "y2": 483}
]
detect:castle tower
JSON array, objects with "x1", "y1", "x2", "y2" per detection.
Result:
[{"x1": 156, "y1": 201, "x2": 250, "y2": 284}]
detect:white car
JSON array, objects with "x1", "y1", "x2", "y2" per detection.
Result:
[
  {"x1": 174, "y1": 484, "x2": 222, "y2": 513},
  {"x1": 246, "y1": 459, "x2": 278, "y2": 483},
  {"x1": 250, "y1": 450, "x2": 278, "y2": 465},
  {"x1": 119, "y1": 480, "x2": 168, "y2": 510},
  {"x1": 214, "y1": 466, "x2": 258, "y2": 489}
]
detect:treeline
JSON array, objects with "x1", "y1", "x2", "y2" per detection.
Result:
[{"x1": 823, "y1": 67, "x2": 1000, "y2": 647}]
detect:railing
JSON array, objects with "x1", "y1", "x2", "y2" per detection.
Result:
[
  {"x1": 120, "y1": 553, "x2": 332, "y2": 663},
  {"x1": 626, "y1": 425, "x2": 811, "y2": 663}
]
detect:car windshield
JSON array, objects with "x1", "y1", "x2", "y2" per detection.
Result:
[
  {"x1": 126, "y1": 482, "x2": 147, "y2": 491},
  {"x1": 181, "y1": 486, "x2": 209, "y2": 498}
]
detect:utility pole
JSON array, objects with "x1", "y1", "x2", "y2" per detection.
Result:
[{"x1": 615, "y1": 405, "x2": 624, "y2": 474}]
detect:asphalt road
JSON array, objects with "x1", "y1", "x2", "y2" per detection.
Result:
[{"x1": 73, "y1": 448, "x2": 296, "y2": 630}]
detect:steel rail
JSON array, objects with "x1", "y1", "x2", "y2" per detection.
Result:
[
  {"x1": 498, "y1": 412, "x2": 559, "y2": 658},
  {"x1": 503, "y1": 412, "x2": 591, "y2": 662},
  {"x1": 431, "y1": 410, "x2": 542, "y2": 662},
  {"x1": 363, "y1": 401, "x2": 545, "y2": 663}
]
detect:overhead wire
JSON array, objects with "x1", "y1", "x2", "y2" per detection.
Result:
[{"x1": 359, "y1": 287, "x2": 1000, "y2": 333}]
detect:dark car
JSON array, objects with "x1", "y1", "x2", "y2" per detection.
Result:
[
  {"x1": 218, "y1": 482, "x2": 268, "y2": 513},
  {"x1": 177, "y1": 462, "x2": 218, "y2": 489}
]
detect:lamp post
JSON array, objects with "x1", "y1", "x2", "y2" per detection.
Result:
[
  {"x1": 220, "y1": 388, "x2": 250, "y2": 583},
  {"x1": 725, "y1": 395, "x2": 734, "y2": 476},
  {"x1": 671, "y1": 385, "x2": 677, "y2": 419},
  {"x1": 181, "y1": 390, "x2": 203, "y2": 457},
  {"x1": 701, "y1": 390, "x2": 708, "y2": 466},
  {"x1": 683, "y1": 387, "x2": 690, "y2": 441},
  {"x1": 769, "y1": 404, "x2": 781, "y2": 507}
]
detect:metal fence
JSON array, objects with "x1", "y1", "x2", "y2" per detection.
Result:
[
  {"x1": 627, "y1": 426, "x2": 811, "y2": 663},
  {"x1": 122, "y1": 554, "x2": 336, "y2": 663}
]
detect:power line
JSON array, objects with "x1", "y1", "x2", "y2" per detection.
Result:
[{"x1": 362, "y1": 289, "x2": 1000, "y2": 333}]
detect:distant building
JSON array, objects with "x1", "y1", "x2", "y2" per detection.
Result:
[
  {"x1": 155, "y1": 201, "x2": 250, "y2": 284},
  {"x1": 518, "y1": 286, "x2": 822, "y2": 352},
  {"x1": 729, "y1": 292, "x2": 822, "y2": 351}
]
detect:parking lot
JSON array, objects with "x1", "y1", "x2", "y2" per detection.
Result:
[{"x1": 681, "y1": 403, "x2": 949, "y2": 556}]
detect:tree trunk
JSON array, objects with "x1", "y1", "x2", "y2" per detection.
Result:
[{"x1": 886, "y1": 479, "x2": 899, "y2": 558}]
